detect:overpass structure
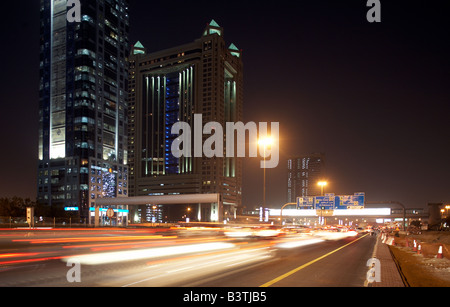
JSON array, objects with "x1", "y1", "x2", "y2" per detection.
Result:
[
  {"x1": 269, "y1": 201, "x2": 428, "y2": 229},
  {"x1": 92, "y1": 194, "x2": 221, "y2": 227}
]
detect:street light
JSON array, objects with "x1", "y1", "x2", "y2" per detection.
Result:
[
  {"x1": 187, "y1": 207, "x2": 191, "y2": 222},
  {"x1": 258, "y1": 136, "x2": 274, "y2": 208},
  {"x1": 317, "y1": 181, "x2": 327, "y2": 196},
  {"x1": 317, "y1": 181, "x2": 328, "y2": 225},
  {"x1": 258, "y1": 136, "x2": 274, "y2": 147}
]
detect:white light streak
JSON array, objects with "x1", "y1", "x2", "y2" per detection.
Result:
[
  {"x1": 66, "y1": 242, "x2": 235, "y2": 265},
  {"x1": 276, "y1": 238, "x2": 324, "y2": 249}
]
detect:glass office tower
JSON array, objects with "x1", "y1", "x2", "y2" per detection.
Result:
[{"x1": 37, "y1": 0, "x2": 130, "y2": 224}]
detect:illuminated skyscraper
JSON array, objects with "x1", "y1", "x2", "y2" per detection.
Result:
[
  {"x1": 37, "y1": 0, "x2": 130, "y2": 224},
  {"x1": 287, "y1": 153, "x2": 325, "y2": 203},
  {"x1": 128, "y1": 20, "x2": 243, "y2": 222}
]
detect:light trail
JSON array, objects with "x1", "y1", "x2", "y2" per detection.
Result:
[
  {"x1": 120, "y1": 246, "x2": 274, "y2": 287},
  {"x1": 276, "y1": 238, "x2": 325, "y2": 249},
  {"x1": 12, "y1": 235, "x2": 177, "y2": 244},
  {"x1": 65, "y1": 242, "x2": 236, "y2": 265},
  {"x1": 0, "y1": 253, "x2": 40, "y2": 259},
  {"x1": 0, "y1": 255, "x2": 69, "y2": 266},
  {"x1": 61, "y1": 236, "x2": 233, "y2": 251}
]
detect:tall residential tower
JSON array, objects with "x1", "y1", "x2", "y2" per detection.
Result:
[
  {"x1": 37, "y1": 0, "x2": 130, "y2": 224},
  {"x1": 128, "y1": 20, "x2": 243, "y2": 222},
  {"x1": 287, "y1": 153, "x2": 325, "y2": 203}
]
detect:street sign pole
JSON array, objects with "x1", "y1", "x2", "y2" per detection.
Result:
[
  {"x1": 95, "y1": 206, "x2": 100, "y2": 227},
  {"x1": 26, "y1": 207, "x2": 34, "y2": 228},
  {"x1": 280, "y1": 203, "x2": 297, "y2": 226},
  {"x1": 106, "y1": 208, "x2": 115, "y2": 226}
]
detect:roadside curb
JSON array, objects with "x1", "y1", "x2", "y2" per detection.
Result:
[{"x1": 367, "y1": 233, "x2": 405, "y2": 287}]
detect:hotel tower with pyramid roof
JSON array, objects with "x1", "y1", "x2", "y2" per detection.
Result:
[{"x1": 127, "y1": 20, "x2": 244, "y2": 223}]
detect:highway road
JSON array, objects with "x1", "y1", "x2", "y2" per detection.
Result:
[{"x1": 0, "y1": 227, "x2": 376, "y2": 287}]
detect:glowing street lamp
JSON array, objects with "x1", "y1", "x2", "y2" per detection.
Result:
[
  {"x1": 257, "y1": 137, "x2": 274, "y2": 147},
  {"x1": 317, "y1": 181, "x2": 328, "y2": 196},
  {"x1": 186, "y1": 207, "x2": 192, "y2": 223}
]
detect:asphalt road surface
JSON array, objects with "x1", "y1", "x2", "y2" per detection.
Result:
[{"x1": 0, "y1": 228, "x2": 375, "y2": 287}]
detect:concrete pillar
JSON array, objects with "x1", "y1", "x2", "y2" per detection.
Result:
[
  {"x1": 94, "y1": 206, "x2": 100, "y2": 227},
  {"x1": 428, "y1": 203, "x2": 443, "y2": 226}
]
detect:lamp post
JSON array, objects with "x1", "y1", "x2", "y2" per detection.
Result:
[
  {"x1": 280, "y1": 202, "x2": 296, "y2": 226},
  {"x1": 317, "y1": 181, "x2": 327, "y2": 225},
  {"x1": 317, "y1": 181, "x2": 327, "y2": 196},
  {"x1": 258, "y1": 137, "x2": 274, "y2": 208}
]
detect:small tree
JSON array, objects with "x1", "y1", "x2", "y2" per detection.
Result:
[{"x1": 0, "y1": 197, "x2": 36, "y2": 217}]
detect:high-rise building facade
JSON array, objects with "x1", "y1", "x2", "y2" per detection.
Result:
[
  {"x1": 287, "y1": 153, "x2": 325, "y2": 203},
  {"x1": 37, "y1": 0, "x2": 130, "y2": 224},
  {"x1": 128, "y1": 20, "x2": 243, "y2": 223}
]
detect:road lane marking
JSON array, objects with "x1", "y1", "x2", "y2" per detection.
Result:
[
  {"x1": 121, "y1": 276, "x2": 159, "y2": 287},
  {"x1": 260, "y1": 234, "x2": 370, "y2": 287}
]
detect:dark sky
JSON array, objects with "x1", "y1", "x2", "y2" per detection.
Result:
[{"x1": 0, "y1": 0, "x2": 449, "y2": 210}]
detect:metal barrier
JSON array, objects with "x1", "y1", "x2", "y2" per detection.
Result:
[{"x1": 0, "y1": 216, "x2": 89, "y2": 228}]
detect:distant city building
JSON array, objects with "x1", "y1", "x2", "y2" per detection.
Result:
[
  {"x1": 128, "y1": 20, "x2": 243, "y2": 222},
  {"x1": 37, "y1": 0, "x2": 130, "y2": 224},
  {"x1": 287, "y1": 153, "x2": 325, "y2": 203}
]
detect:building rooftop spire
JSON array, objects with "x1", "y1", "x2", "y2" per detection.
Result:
[
  {"x1": 132, "y1": 41, "x2": 146, "y2": 55},
  {"x1": 209, "y1": 19, "x2": 220, "y2": 27},
  {"x1": 203, "y1": 19, "x2": 223, "y2": 37}
]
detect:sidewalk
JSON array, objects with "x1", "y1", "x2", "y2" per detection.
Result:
[{"x1": 369, "y1": 234, "x2": 405, "y2": 287}]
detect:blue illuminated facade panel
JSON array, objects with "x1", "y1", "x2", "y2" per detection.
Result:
[
  {"x1": 140, "y1": 67, "x2": 195, "y2": 178},
  {"x1": 165, "y1": 73, "x2": 181, "y2": 175}
]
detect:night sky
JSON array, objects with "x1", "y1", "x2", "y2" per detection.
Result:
[{"x1": 0, "y1": 0, "x2": 449, "y2": 210}]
